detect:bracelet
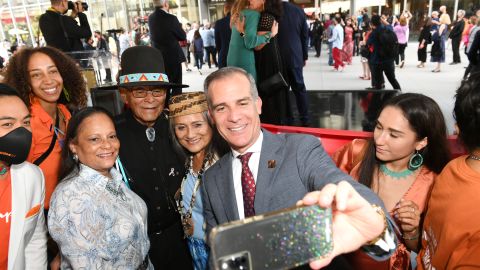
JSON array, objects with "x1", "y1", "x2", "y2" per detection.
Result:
[
  {"x1": 367, "y1": 204, "x2": 388, "y2": 245},
  {"x1": 402, "y1": 233, "x2": 419, "y2": 240},
  {"x1": 265, "y1": 32, "x2": 271, "y2": 43},
  {"x1": 402, "y1": 229, "x2": 419, "y2": 240}
]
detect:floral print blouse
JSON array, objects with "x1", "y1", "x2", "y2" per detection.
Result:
[{"x1": 48, "y1": 165, "x2": 152, "y2": 269}]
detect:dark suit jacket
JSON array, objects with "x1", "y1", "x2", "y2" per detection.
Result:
[
  {"x1": 39, "y1": 10, "x2": 91, "y2": 52},
  {"x1": 203, "y1": 131, "x2": 395, "y2": 261},
  {"x1": 449, "y1": 19, "x2": 465, "y2": 40},
  {"x1": 215, "y1": 13, "x2": 232, "y2": 68},
  {"x1": 468, "y1": 30, "x2": 480, "y2": 65},
  {"x1": 149, "y1": 8, "x2": 186, "y2": 65},
  {"x1": 277, "y1": 2, "x2": 309, "y2": 68}
]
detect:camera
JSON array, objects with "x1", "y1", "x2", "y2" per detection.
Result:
[
  {"x1": 217, "y1": 251, "x2": 250, "y2": 270},
  {"x1": 68, "y1": 1, "x2": 89, "y2": 11}
]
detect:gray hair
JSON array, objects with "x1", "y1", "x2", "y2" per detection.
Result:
[
  {"x1": 457, "y1": 9, "x2": 465, "y2": 17},
  {"x1": 153, "y1": 0, "x2": 167, "y2": 7},
  {"x1": 203, "y1": 67, "x2": 259, "y2": 109}
]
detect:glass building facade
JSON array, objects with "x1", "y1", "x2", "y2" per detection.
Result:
[{"x1": 1, "y1": 0, "x2": 479, "y2": 47}]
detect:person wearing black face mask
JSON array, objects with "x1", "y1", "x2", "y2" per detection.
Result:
[
  {"x1": 0, "y1": 83, "x2": 47, "y2": 269},
  {"x1": 39, "y1": 0, "x2": 91, "y2": 52}
]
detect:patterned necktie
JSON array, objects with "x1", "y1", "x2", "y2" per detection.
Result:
[{"x1": 238, "y1": 152, "x2": 256, "y2": 218}]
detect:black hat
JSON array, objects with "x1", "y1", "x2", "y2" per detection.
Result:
[{"x1": 118, "y1": 46, "x2": 188, "y2": 89}]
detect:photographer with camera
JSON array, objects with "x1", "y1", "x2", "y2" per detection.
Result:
[{"x1": 39, "y1": 0, "x2": 92, "y2": 52}]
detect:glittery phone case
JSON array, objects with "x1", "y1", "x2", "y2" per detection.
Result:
[{"x1": 210, "y1": 205, "x2": 333, "y2": 270}]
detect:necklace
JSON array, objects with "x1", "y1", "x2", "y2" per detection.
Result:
[
  {"x1": 379, "y1": 163, "x2": 419, "y2": 179},
  {"x1": 468, "y1": 154, "x2": 480, "y2": 161},
  {"x1": 0, "y1": 163, "x2": 7, "y2": 175},
  {"x1": 0, "y1": 171, "x2": 11, "y2": 203},
  {"x1": 175, "y1": 153, "x2": 212, "y2": 238}
]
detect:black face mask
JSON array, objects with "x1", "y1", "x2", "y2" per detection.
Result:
[{"x1": 0, "y1": 127, "x2": 32, "y2": 165}]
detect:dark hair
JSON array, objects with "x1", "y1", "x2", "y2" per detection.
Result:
[
  {"x1": 3, "y1": 46, "x2": 87, "y2": 111},
  {"x1": 59, "y1": 107, "x2": 115, "y2": 181},
  {"x1": 454, "y1": 72, "x2": 480, "y2": 152},
  {"x1": 371, "y1": 15, "x2": 381, "y2": 26},
  {"x1": 264, "y1": 0, "x2": 283, "y2": 20},
  {"x1": 194, "y1": 30, "x2": 201, "y2": 40},
  {"x1": 424, "y1": 17, "x2": 433, "y2": 27},
  {"x1": 0, "y1": 83, "x2": 22, "y2": 99},
  {"x1": 335, "y1": 17, "x2": 342, "y2": 24},
  {"x1": 358, "y1": 93, "x2": 451, "y2": 188},
  {"x1": 169, "y1": 111, "x2": 229, "y2": 164}
]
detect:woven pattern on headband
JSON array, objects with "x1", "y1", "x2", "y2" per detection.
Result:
[{"x1": 169, "y1": 92, "x2": 208, "y2": 117}]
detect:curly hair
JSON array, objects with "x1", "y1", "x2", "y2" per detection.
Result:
[{"x1": 3, "y1": 46, "x2": 87, "y2": 110}]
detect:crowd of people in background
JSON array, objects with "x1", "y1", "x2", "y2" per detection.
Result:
[{"x1": 0, "y1": 0, "x2": 480, "y2": 269}]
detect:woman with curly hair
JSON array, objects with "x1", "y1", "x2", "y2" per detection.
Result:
[{"x1": 3, "y1": 46, "x2": 87, "y2": 211}]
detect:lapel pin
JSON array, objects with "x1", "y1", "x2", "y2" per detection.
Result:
[{"x1": 268, "y1": 160, "x2": 276, "y2": 169}]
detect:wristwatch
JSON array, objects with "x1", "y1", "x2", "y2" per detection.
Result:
[{"x1": 239, "y1": 32, "x2": 245, "y2": 37}]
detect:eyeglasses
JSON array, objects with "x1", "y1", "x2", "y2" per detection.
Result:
[{"x1": 131, "y1": 89, "x2": 166, "y2": 98}]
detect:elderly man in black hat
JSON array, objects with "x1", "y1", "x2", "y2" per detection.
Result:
[{"x1": 115, "y1": 46, "x2": 193, "y2": 269}]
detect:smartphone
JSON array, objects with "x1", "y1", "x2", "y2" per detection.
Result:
[{"x1": 209, "y1": 205, "x2": 333, "y2": 270}]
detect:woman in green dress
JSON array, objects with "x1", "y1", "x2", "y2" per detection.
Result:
[{"x1": 227, "y1": 0, "x2": 278, "y2": 81}]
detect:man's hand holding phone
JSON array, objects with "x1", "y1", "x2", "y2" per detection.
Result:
[{"x1": 298, "y1": 181, "x2": 386, "y2": 270}]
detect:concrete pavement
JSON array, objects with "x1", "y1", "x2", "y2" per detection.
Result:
[{"x1": 181, "y1": 41, "x2": 468, "y2": 134}]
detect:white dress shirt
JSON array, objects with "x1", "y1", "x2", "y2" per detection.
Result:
[{"x1": 231, "y1": 132, "x2": 263, "y2": 219}]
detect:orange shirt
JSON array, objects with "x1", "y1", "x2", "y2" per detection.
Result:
[
  {"x1": 417, "y1": 156, "x2": 480, "y2": 269},
  {"x1": 27, "y1": 99, "x2": 71, "y2": 209},
  {"x1": 0, "y1": 171, "x2": 12, "y2": 270},
  {"x1": 333, "y1": 139, "x2": 436, "y2": 270}
]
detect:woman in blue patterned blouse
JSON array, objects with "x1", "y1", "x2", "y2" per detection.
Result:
[
  {"x1": 48, "y1": 107, "x2": 152, "y2": 269},
  {"x1": 169, "y1": 92, "x2": 228, "y2": 270}
]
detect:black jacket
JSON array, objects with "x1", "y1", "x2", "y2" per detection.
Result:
[
  {"x1": 277, "y1": 2, "x2": 309, "y2": 68},
  {"x1": 148, "y1": 8, "x2": 186, "y2": 65},
  {"x1": 449, "y1": 19, "x2": 465, "y2": 40},
  {"x1": 468, "y1": 31, "x2": 480, "y2": 65},
  {"x1": 215, "y1": 13, "x2": 232, "y2": 69},
  {"x1": 115, "y1": 110, "x2": 192, "y2": 269},
  {"x1": 39, "y1": 9, "x2": 91, "y2": 52}
]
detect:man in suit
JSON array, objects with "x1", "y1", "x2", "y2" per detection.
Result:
[
  {"x1": 214, "y1": 0, "x2": 233, "y2": 68},
  {"x1": 449, "y1": 9, "x2": 466, "y2": 65},
  {"x1": 0, "y1": 84, "x2": 47, "y2": 270},
  {"x1": 39, "y1": 0, "x2": 91, "y2": 52},
  {"x1": 115, "y1": 46, "x2": 192, "y2": 269},
  {"x1": 277, "y1": 0, "x2": 310, "y2": 126},
  {"x1": 202, "y1": 67, "x2": 396, "y2": 268},
  {"x1": 149, "y1": 0, "x2": 186, "y2": 96}
]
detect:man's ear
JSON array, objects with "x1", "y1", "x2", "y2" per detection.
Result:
[
  {"x1": 255, "y1": 96, "x2": 262, "y2": 115},
  {"x1": 119, "y1": 88, "x2": 128, "y2": 105}
]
